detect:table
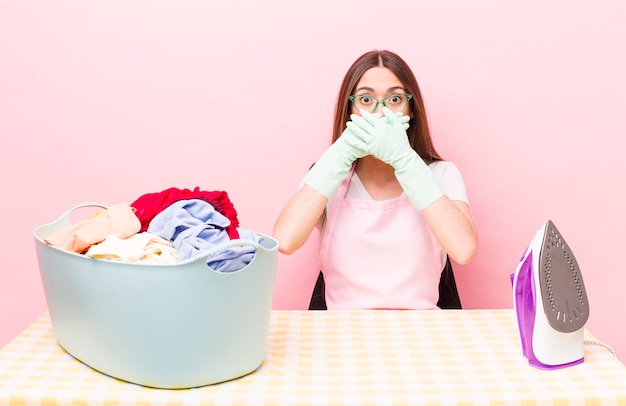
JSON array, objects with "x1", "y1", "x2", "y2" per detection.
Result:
[{"x1": 1, "y1": 310, "x2": 625, "y2": 405}]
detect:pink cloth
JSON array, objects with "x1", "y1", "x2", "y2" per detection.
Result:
[
  {"x1": 320, "y1": 166, "x2": 442, "y2": 310},
  {"x1": 45, "y1": 203, "x2": 141, "y2": 253}
]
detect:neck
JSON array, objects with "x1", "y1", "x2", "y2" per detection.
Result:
[{"x1": 355, "y1": 156, "x2": 396, "y2": 183}]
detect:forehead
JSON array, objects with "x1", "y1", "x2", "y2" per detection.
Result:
[{"x1": 355, "y1": 67, "x2": 404, "y2": 91}]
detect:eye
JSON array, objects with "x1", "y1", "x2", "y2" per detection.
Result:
[
  {"x1": 357, "y1": 95, "x2": 374, "y2": 105},
  {"x1": 386, "y1": 94, "x2": 405, "y2": 106}
]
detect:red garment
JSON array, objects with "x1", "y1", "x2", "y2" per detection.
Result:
[{"x1": 130, "y1": 187, "x2": 240, "y2": 239}]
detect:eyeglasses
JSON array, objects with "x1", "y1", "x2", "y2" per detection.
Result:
[{"x1": 348, "y1": 93, "x2": 413, "y2": 113}]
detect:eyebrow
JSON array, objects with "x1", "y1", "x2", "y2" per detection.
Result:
[{"x1": 354, "y1": 86, "x2": 406, "y2": 94}]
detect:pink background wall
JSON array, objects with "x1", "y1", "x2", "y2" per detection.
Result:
[{"x1": 1, "y1": 1, "x2": 625, "y2": 362}]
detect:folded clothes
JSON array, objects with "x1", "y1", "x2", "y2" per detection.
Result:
[
  {"x1": 86, "y1": 232, "x2": 178, "y2": 264},
  {"x1": 131, "y1": 187, "x2": 240, "y2": 239},
  {"x1": 147, "y1": 199, "x2": 257, "y2": 272},
  {"x1": 45, "y1": 203, "x2": 141, "y2": 253}
]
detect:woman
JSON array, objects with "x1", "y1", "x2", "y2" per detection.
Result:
[{"x1": 273, "y1": 50, "x2": 478, "y2": 310}]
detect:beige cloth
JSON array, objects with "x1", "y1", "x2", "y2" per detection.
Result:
[
  {"x1": 86, "y1": 232, "x2": 178, "y2": 264},
  {"x1": 45, "y1": 203, "x2": 141, "y2": 253}
]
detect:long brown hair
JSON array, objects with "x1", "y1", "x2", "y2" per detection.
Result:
[{"x1": 332, "y1": 50, "x2": 442, "y2": 164}]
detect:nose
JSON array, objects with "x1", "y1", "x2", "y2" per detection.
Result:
[{"x1": 372, "y1": 101, "x2": 384, "y2": 114}]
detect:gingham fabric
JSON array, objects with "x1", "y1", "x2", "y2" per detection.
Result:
[{"x1": 1, "y1": 310, "x2": 625, "y2": 405}]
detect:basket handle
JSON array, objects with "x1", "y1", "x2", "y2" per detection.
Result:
[
  {"x1": 68, "y1": 201, "x2": 108, "y2": 218},
  {"x1": 66, "y1": 202, "x2": 109, "y2": 211},
  {"x1": 201, "y1": 238, "x2": 262, "y2": 257},
  {"x1": 53, "y1": 202, "x2": 109, "y2": 224}
]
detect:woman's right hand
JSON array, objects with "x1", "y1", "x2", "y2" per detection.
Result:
[
  {"x1": 333, "y1": 124, "x2": 371, "y2": 164},
  {"x1": 301, "y1": 119, "x2": 369, "y2": 199},
  {"x1": 275, "y1": 124, "x2": 369, "y2": 255}
]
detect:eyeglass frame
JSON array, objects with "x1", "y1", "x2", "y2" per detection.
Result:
[{"x1": 348, "y1": 93, "x2": 413, "y2": 113}]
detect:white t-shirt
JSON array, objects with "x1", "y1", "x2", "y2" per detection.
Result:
[{"x1": 343, "y1": 161, "x2": 469, "y2": 204}]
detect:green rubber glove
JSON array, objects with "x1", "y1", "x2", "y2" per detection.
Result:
[
  {"x1": 302, "y1": 126, "x2": 369, "y2": 199},
  {"x1": 348, "y1": 107, "x2": 444, "y2": 210}
]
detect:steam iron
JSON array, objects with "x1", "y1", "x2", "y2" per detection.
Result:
[{"x1": 512, "y1": 220, "x2": 589, "y2": 369}]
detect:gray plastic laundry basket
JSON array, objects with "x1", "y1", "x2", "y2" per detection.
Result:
[{"x1": 34, "y1": 203, "x2": 279, "y2": 389}]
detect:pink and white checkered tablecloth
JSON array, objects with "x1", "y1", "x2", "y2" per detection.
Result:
[{"x1": 1, "y1": 309, "x2": 625, "y2": 405}]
